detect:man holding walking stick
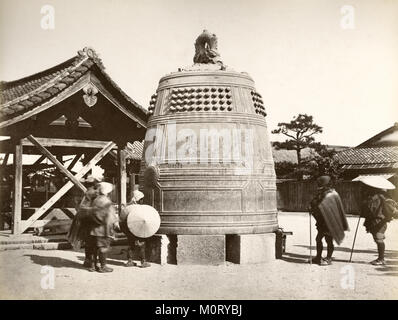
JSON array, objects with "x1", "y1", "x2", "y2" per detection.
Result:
[
  {"x1": 357, "y1": 176, "x2": 398, "y2": 266},
  {"x1": 309, "y1": 176, "x2": 349, "y2": 266}
]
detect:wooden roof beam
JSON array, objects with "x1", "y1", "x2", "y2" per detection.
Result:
[{"x1": 0, "y1": 137, "x2": 118, "y2": 149}]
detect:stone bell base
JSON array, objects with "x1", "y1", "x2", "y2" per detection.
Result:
[
  {"x1": 121, "y1": 233, "x2": 276, "y2": 265},
  {"x1": 176, "y1": 235, "x2": 225, "y2": 265},
  {"x1": 226, "y1": 233, "x2": 275, "y2": 264}
]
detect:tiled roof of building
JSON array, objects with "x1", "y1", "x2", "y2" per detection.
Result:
[
  {"x1": 335, "y1": 146, "x2": 398, "y2": 170},
  {"x1": 0, "y1": 47, "x2": 148, "y2": 125}
]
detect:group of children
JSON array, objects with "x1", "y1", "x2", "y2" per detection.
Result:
[{"x1": 69, "y1": 176, "x2": 150, "y2": 273}]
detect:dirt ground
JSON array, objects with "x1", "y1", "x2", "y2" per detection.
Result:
[{"x1": 0, "y1": 212, "x2": 397, "y2": 300}]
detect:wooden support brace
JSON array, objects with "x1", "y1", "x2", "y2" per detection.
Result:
[
  {"x1": 20, "y1": 141, "x2": 116, "y2": 233},
  {"x1": 1, "y1": 153, "x2": 10, "y2": 167},
  {"x1": 67, "y1": 153, "x2": 82, "y2": 170},
  {"x1": 56, "y1": 154, "x2": 64, "y2": 164},
  {"x1": 27, "y1": 135, "x2": 86, "y2": 192},
  {"x1": 33, "y1": 155, "x2": 46, "y2": 165}
]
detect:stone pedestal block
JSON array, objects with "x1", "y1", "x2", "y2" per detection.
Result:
[
  {"x1": 145, "y1": 234, "x2": 170, "y2": 265},
  {"x1": 226, "y1": 233, "x2": 275, "y2": 264},
  {"x1": 176, "y1": 235, "x2": 225, "y2": 265},
  {"x1": 109, "y1": 233, "x2": 275, "y2": 265},
  {"x1": 111, "y1": 234, "x2": 171, "y2": 265}
]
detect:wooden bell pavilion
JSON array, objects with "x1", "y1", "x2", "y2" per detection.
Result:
[{"x1": 0, "y1": 47, "x2": 148, "y2": 235}]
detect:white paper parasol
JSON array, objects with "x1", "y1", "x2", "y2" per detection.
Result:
[{"x1": 126, "y1": 204, "x2": 161, "y2": 238}]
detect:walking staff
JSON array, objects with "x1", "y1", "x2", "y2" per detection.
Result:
[
  {"x1": 309, "y1": 211, "x2": 312, "y2": 265},
  {"x1": 349, "y1": 215, "x2": 361, "y2": 263}
]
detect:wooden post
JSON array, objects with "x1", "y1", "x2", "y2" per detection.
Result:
[
  {"x1": 12, "y1": 141, "x2": 23, "y2": 234},
  {"x1": 129, "y1": 174, "x2": 136, "y2": 201},
  {"x1": 117, "y1": 147, "x2": 127, "y2": 213}
]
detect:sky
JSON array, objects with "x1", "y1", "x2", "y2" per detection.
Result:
[{"x1": 0, "y1": 0, "x2": 397, "y2": 147}]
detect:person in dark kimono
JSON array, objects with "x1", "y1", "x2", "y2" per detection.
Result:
[
  {"x1": 87, "y1": 182, "x2": 118, "y2": 273},
  {"x1": 67, "y1": 176, "x2": 99, "y2": 268},
  {"x1": 309, "y1": 175, "x2": 349, "y2": 265},
  {"x1": 119, "y1": 190, "x2": 151, "y2": 268},
  {"x1": 360, "y1": 183, "x2": 398, "y2": 266}
]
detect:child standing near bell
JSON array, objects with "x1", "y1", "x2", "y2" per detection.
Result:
[{"x1": 119, "y1": 190, "x2": 151, "y2": 268}]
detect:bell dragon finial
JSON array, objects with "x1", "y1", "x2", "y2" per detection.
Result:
[{"x1": 193, "y1": 30, "x2": 223, "y2": 66}]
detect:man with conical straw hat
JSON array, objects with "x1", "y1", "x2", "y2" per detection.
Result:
[{"x1": 358, "y1": 176, "x2": 397, "y2": 266}]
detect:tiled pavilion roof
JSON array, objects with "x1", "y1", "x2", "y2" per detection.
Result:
[{"x1": 0, "y1": 47, "x2": 148, "y2": 126}]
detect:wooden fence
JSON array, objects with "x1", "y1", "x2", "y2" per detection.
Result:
[{"x1": 276, "y1": 180, "x2": 363, "y2": 214}]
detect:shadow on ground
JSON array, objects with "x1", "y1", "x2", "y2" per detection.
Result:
[
  {"x1": 24, "y1": 254, "x2": 84, "y2": 269},
  {"x1": 75, "y1": 248, "x2": 129, "y2": 267},
  {"x1": 295, "y1": 245, "x2": 398, "y2": 259},
  {"x1": 25, "y1": 248, "x2": 129, "y2": 270},
  {"x1": 282, "y1": 251, "x2": 369, "y2": 265},
  {"x1": 295, "y1": 244, "x2": 378, "y2": 255},
  {"x1": 282, "y1": 246, "x2": 398, "y2": 276}
]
